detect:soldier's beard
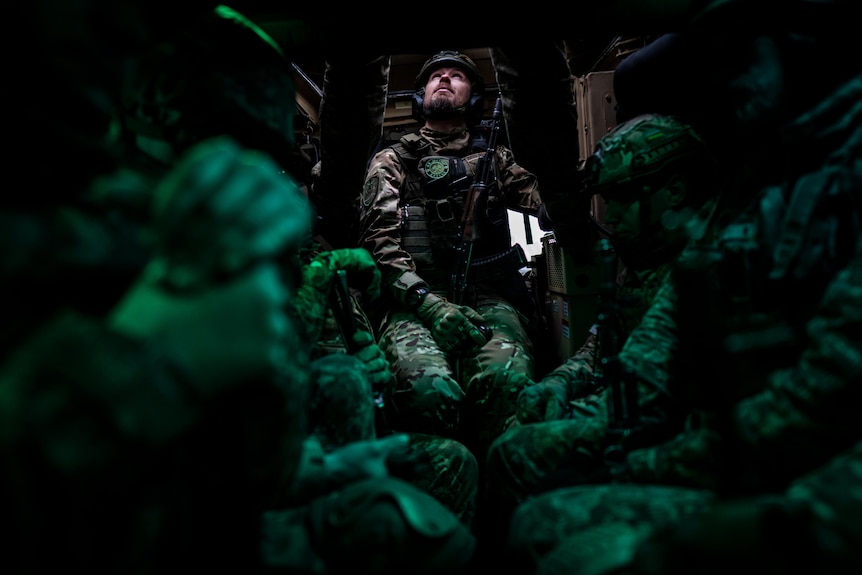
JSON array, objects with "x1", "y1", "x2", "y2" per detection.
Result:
[{"x1": 423, "y1": 98, "x2": 467, "y2": 120}]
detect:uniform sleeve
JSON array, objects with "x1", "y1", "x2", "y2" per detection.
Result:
[
  {"x1": 0, "y1": 311, "x2": 203, "y2": 478},
  {"x1": 730, "y1": 239, "x2": 862, "y2": 485},
  {"x1": 357, "y1": 147, "x2": 428, "y2": 305},
  {"x1": 496, "y1": 145, "x2": 542, "y2": 216}
]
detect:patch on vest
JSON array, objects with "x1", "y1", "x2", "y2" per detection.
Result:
[
  {"x1": 362, "y1": 176, "x2": 379, "y2": 207},
  {"x1": 423, "y1": 157, "x2": 450, "y2": 180}
]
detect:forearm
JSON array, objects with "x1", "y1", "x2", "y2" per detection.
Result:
[
  {"x1": 731, "y1": 253, "x2": 862, "y2": 485},
  {"x1": 281, "y1": 436, "x2": 330, "y2": 504},
  {"x1": 0, "y1": 312, "x2": 203, "y2": 474}
]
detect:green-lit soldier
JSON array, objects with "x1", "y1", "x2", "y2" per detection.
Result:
[
  {"x1": 498, "y1": 1, "x2": 862, "y2": 573},
  {"x1": 3, "y1": 1, "x2": 314, "y2": 573},
  {"x1": 516, "y1": 113, "x2": 720, "y2": 424},
  {"x1": 481, "y1": 113, "x2": 721, "y2": 552}
]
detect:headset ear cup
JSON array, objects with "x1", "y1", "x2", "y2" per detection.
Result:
[
  {"x1": 468, "y1": 92, "x2": 484, "y2": 124},
  {"x1": 412, "y1": 89, "x2": 425, "y2": 123}
]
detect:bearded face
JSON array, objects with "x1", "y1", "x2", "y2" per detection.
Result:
[
  {"x1": 423, "y1": 97, "x2": 465, "y2": 120},
  {"x1": 421, "y1": 65, "x2": 473, "y2": 121}
]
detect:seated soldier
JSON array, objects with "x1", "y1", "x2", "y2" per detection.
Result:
[
  {"x1": 357, "y1": 50, "x2": 543, "y2": 465},
  {"x1": 481, "y1": 113, "x2": 721, "y2": 546},
  {"x1": 499, "y1": 1, "x2": 862, "y2": 572}
]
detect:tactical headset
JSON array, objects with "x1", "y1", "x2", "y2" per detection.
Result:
[{"x1": 411, "y1": 50, "x2": 485, "y2": 124}]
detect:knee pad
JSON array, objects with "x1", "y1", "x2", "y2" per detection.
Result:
[{"x1": 306, "y1": 477, "x2": 476, "y2": 575}]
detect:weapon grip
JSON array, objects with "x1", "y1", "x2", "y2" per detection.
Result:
[{"x1": 330, "y1": 269, "x2": 359, "y2": 354}]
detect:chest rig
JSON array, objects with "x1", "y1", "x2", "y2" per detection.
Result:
[
  {"x1": 391, "y1": 133, "x2": 511, "y2": 288},
  {"x1": 674, "y1": 163, "x2": 861, "y2": 403}
]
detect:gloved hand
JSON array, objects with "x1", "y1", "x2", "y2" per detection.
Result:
[
  {"x1": 350, "y1": 329, "x2": 393, "y2": 399},
  {"x1": 516, "y1": 373, "x2": 571, "y2": 423},
  {"x1": 323, "y1": 433, "x2": 411, "y2": 488},
  {"x1": 148, "y1": 136, "x2": 313, "y2": 291},
  {"x1": 416, "y1": 292, "x2": 490, "y2": 355},
  {"x1": 111, "y1": 262, "x2": 303, "y2": 397},
  {"x1": 293, "y1": 248, "x2": 382, "y2": 342}
]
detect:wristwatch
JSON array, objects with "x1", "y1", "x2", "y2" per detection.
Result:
[{"x1": 405, "y1": 286, "x2": 430, "y2": 312}]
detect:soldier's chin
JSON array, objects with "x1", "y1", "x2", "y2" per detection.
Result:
[{"x1": 423, "y1": 100, "x2": 464, "y2": 119}]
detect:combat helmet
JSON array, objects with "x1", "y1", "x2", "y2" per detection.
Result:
[
  {"x1": 411, "y1": 50, "x2": 485, "y2": 123},
  {"x1": 582, "y1": 113, "x2": 712, "y2": 196}
]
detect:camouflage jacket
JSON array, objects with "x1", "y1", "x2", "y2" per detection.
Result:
[
  {"x1": 542, "y1": 262, "x2": 676, "y2": 401},
  {"x1": 623, "y1": 73, "x2": 862, "y2": 493},
  {"x1": 357, "y1": 125, "x2": 541, "y2": 308}
]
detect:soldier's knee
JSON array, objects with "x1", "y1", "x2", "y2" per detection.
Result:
[
  {"x1": 311, "y1": 354, "x2": 371, "y2": 404},
  {"x1": 307, "y1": 477, "x2": 476, "y2": 575},
  {"x1": 445, "y1": 439, "x2": 479, "y2": 486},
  {"x1": 485, "y1": 428, "x2": 525, "y2": 500}
]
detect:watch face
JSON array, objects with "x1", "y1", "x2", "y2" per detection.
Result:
[{"x1": 408, "y1": 287, "x2": 428, "y2": 309}]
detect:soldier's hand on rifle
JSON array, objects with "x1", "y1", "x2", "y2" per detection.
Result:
[
  {"x1": 299, "y1": 248, "x2": 381, "y2": 302},
  {"x1": 351, "y1": 330, "x2": 393, "y2": 398},
  {"x1": 293, "y1": 248, "x2": 382, "y2": 341},
  {"x1": 416, "y1": 293, "x2": 490, "y2": 355},
  {"x1": 516, "y1": 375, "x2": 572, "y2": 423},
  {"x1": 315, "y1": 248, "x2": 382, "y2": 301}
]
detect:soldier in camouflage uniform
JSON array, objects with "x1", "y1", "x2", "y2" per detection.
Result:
[
  {"x1": 2, "y1": 3, "x2": 314, "y2": 572},
  {"x1": 479, "y1": 113, "x2": 720, "y2": 550},
  {"x1": 357, "y1": 50, "x2": 543, "y2": 462},
  {"x1": 3, "y1": 6, "x2": 477, "y2": 574},
  {"x1": 498, "y1": 1, "x2": 862, "y2": 573}
]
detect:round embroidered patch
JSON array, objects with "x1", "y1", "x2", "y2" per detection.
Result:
[
  {"x1": 423, "y1": 157, "x2": 450, "y2": 180},
  {"x1": 362, "y1": 176, "x2": 378, "y2": 207}
]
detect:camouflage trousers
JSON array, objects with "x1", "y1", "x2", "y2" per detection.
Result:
[
  {"x1": 309, "y1": 354, "x2": 377, "y2": 451},
  {"x1": 379, "y1": 293, "x2": 535, "y2": 461},
  {"x1": 308, "y1": 353, "x2": 478, "y2": 526}
]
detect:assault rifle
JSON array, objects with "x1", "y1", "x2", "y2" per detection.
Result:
[
  {"x1": 592, "y1": 239, "x2": 640, "y2": 462},
  {"x1": 449, "y1": 96, "x2": 503, "y2": 308}
]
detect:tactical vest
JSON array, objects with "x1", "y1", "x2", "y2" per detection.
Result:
[{"x1": 391, "y1": 133, "x2": 514, "y2": 291}]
